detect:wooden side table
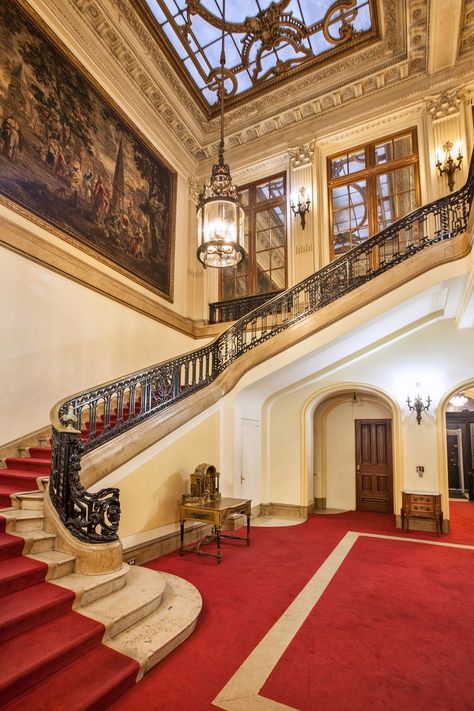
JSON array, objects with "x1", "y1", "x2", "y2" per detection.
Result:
[
  {"x1": 179, "y1": 497, "x2": 252, "y2": 563},
  {"x1": 401, "y1": 491, "x2": 443, "y2": 535}
]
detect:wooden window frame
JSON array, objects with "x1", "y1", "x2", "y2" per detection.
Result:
[
  {"x1": 219, "y1": 171, "x2": 287, "y2": 300},
  {"x1": 327, "y1": 128, "x2": 421, "y2": 260}
]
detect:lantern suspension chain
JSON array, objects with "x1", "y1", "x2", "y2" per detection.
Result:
[{"x1": 219, "y1": 0, "x2": 225, "y2": 165}]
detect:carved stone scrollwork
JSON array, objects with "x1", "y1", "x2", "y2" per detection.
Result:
[
  {"x1": 289, "y1": 140, "x2": 316, "y2": 168},
  {"x1": 425, "y1": 88, "x2": 464, "y2": 122},
  {"x1": 188, "y1": 177, "x2": 200, "y2": 205}
]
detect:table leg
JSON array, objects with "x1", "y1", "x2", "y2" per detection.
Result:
[
  {"x1": 179, "y1": 520, "x2": 184, "y2": 555},
  {"x1": 246, "y1": 513, "x2": 251, "y2": 545},
  {"x1": 216, "y1": 526, "x2": 222, "y2": 564}
]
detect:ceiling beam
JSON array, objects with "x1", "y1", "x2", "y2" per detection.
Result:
[{"x1": 428, "y1": 0, "x2": 463, "y2": 75}]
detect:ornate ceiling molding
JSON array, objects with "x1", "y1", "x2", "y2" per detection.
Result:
[
  {"x1": 289, "y1": 141, "x2": 316, "y2": 168},
  {"x1": 425, "y1": 87, "x2": 465, "y2": 122},
  {"x1": 69, "y1": 0, "x2": 207, "y2": 159}
]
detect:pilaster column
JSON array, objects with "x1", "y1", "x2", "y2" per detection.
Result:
[
  {"x1": 288, "y1": 140, "x2": 316, "y2": 285},
  {"x1": 424, "y1": 87, "x2": 468, "y2": 199}
]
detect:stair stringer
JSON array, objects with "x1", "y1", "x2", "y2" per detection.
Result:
[{"x1": 79, "y1": 226, "x2": 473, "y2": 491}]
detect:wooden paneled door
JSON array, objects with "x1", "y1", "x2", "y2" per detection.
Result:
[{"x1": 355, "y1": 419, "x2": 393, "y2": 513}]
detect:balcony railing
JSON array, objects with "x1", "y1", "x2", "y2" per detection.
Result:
[
  {"x1": 50, "y1": 153, "x2": 474, "y2": 543},
  {"x1": 209, "y1": 290, "x2": 284, "y2": 323}
]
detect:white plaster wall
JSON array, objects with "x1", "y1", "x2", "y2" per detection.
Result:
[
  {"x1": 323, "y1": 399, "x2": 391, "y2": 510},
  {"x1": 0, "y1": 246, "x2": 204, "y2": 443}
]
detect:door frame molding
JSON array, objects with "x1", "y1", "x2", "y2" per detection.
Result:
[{"x1": 446, "y1": 428, "x2": 464, "y2": 491}]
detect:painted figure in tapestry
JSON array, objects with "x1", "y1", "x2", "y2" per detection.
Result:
[{"x1": 0, "y1": 1, "x2": 175, "y2": 299}]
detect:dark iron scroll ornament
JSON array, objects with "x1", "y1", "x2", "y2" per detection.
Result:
[
  {"x1": 50, "y1": 152, "x2": 474, "y2": 544},
  {"x1": 185, "y1": 0, "x2": 359, "y2": 94}
]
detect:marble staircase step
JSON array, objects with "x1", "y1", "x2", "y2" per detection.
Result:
[
  {"x1": 79, "y1": 565, "x2": 166, "y2": 640},
  {"x1": 52, "y1": 562, "x2": 130, "y2": 608},
  {"x1": 1, "y1": 508, "x2": 44, "y2": 533},
  {"x1": 16, "y1": 529, "x2": 55, "y2": 555},
  {"x1": 11, "y1": 491, "x2": 44, "y2": 510},
  {"x1": 106, "y1": 572, "x2": 202, "y2": 680},
  {"x1": 28, "y1": 550, "x2": 76, "y2": 580}
]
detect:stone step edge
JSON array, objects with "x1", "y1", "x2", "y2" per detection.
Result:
[
  {"x1": 28, "y1": 549, "x2": 77, "y2": 580},
  {"x1": 51, "y1": 562, "x2": 130, "y2": 609},
  {"x1": 77, "y1": 565, "x2": 166, "y2": 641},
  {"x1": 105, "y1": 572, "x2": 202, "y2": 681}
]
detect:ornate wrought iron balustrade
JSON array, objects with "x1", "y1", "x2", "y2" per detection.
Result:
[
  {"x1": 50, "y1": 154, "x2": 474, "y2": 543},
  {"x1": 209, "y1": 290, "x2": 284, "y2": 323}
]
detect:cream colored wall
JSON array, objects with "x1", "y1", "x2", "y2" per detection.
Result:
[
  {"x1": 97, "y1": 409, "x2": 221, "y2": 537},
  {"x1": 263, "y1": 319, "x2": 474, "y2": 515},
  {"x1": 0, "y1": 246, "x2": 203, "y2": 443},
  {"x1": 320, "y1": 397, "x2": 391, "y2": 510}
]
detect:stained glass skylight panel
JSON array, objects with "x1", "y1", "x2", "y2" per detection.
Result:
[{"x1": 142, "y1": 0, "x2": 375, "y2": 107}]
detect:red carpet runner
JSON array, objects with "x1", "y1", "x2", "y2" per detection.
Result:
[
  {"x1": 0, "y1": 441, "x2": 140, "y2": 709},
  {"x1": 108, "y1": 505, "x2": 474, "y2": 711}
]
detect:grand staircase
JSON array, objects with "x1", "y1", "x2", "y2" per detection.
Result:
[{"x1": 0, "y1": 444, "x2": 201, "y2": 708}]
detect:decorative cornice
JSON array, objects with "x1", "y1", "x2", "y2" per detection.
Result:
[
  {"x1": 289, "y1": 140, "x2": 316, "y2": 168},
  {"x1": 425, "y1": 88, "x2": 465, "y2": 122},
  {"x1": 69, "y1": 0, "x2": 206, "y2": 159}
]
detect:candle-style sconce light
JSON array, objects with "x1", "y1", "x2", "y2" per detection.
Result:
[
  {"x1": 291, "y1": 186, "x2": 311, "y2": 230},
  {"x1": 436, "y1": 141, "x2": 463, "y2": 192},
  {"x1": 406, "y1": 393, "x2": 431, "y2": 425}
]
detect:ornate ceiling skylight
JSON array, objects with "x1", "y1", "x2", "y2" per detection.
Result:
[{"x1": 140, "y1": 0, "x2": 376, "y2": 109}]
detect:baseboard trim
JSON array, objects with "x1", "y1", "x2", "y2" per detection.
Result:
[
  {"x1": 121, "y1": 521, "x2": 211, "y2": 565},
  {"x1": 314, "y1": 498, "x2": 327, "y2": 510},
  {"x1": 259, "y1": 502, "x2": 314, "y2": 519}
]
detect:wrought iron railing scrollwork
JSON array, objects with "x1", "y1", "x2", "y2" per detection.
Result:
[
  {"x1": 209, "y1": 289, "x2": 284, "y2": 323},
  {"x1": 50, "y1": 153, "x2": 474, "y2": 543}
]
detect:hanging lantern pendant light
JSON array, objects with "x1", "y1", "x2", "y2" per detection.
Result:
[{"x1": 196, "y1": 0, "x2": 245, "y2": 268}]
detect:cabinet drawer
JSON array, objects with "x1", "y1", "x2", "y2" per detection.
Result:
[
  {"x1": 412, "y1": 503, "x2": 433, "y2": 514},
  {"x1": 411, "y1": 495, "x2": 432, "y2": 504}
]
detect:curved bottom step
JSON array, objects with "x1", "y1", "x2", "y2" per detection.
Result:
[{"x1": 106, "y1": 571, "x2": 202, "y2": 680}]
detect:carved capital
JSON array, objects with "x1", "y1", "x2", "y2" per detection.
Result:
[
  {"x1": 188, "y1": 177, "x2": 200, "y2": 204},
  {"x1": 289, "y1": 140, "x2": 316, "y2": 168},
  {"x1": 425, "y1": 88, "x2": 464, "y2": 122}
]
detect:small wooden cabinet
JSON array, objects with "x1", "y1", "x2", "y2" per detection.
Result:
[{"x1": 401, "y1": 491, "x2": 443, "y2": 534}]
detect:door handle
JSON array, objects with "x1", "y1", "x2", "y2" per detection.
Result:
[
  {"x1": 240, "y1": 474, "x2": 246, "y2": 484},
  {"x1": 356, "y1": 465, "x2": 360, "y2": 471}
]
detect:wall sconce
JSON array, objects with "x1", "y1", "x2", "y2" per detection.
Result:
[
  {"x1": 291, "y1": 186, "x2": 311, "y2": 230},
  {"x1": 407, "y1": 393, "x2": 431, "y2": 425},
  {"x1": 436, "y1": 141, "x2": 463, "y2": 192}
]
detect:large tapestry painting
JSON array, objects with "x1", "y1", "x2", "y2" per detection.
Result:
[{"x1": 0, "y1": 1, "x2": 176, "y2": 299}]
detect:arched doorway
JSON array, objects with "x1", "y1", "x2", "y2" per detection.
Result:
[
  {"x1": 445, "y1": 388, "x2": 474, "y2": 502},
  {"x1": 313, "y1": 390, "x2": 393, "y2": 513}
]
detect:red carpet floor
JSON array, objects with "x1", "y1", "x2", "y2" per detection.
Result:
[{"x1": 108, "y1": 503, "x2": 474, "y2": 711}]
